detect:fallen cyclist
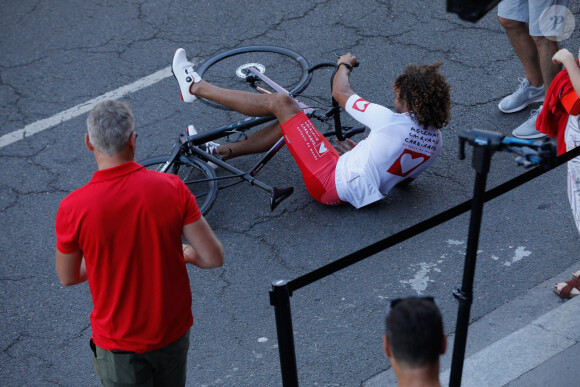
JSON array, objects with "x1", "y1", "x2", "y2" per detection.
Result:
[{"x1": 172, "y1": 48, "x2": 451, "y2": 209}]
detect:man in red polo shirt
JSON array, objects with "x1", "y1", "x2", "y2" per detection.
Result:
[{"x1": 55, "y1": 100, "x2": 224, "y2": 386}]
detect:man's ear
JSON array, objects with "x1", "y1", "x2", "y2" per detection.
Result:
[
  {"x1": 85, "y1": 134, "x2": 95, "y2": 151},
  {"x1": 128, "y1": 131, "x2": 137, "y2": 152},
  {"x1": 383, "y1": 335, "x2": 392, "y2": 358},
  {"x1": 441, "y1": 334, "x2": 448, "y2": 355}
]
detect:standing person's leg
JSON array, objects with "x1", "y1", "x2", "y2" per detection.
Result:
[
  {"x1": 498, "y1": 17, "x2": 543, "y2": 87},
  {"x1": 511, "y1": 0, "x2": 566, "y2": 138},
  {"x1": 533, "y1": 36, "x2": 561, "y2": 90},
  {"x1": 529, "y1": 0, "x2": 567, "y2": 92},
  {"x1": 497, "y1": 0, "x2": 545, "y2": 114},
  {"x1": 149, "y1": 330, "x2": 190, "y2": 386},
  {"x1": 91, "y1": 343, "x2": 153, "y2": 386}
]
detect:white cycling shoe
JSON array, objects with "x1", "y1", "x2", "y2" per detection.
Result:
[{"x1": 172, "y1": 48, "x2": 201, "y2": 103}]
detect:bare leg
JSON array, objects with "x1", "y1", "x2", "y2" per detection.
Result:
[
  {"x1": 191, "y1": 81, "x2": 300, "y2": 123},
  {"x1": 499, "y1": 17, "x2": 543, "y2": 87},
  {"x1": 216, "y1": 121, "x2": 283, "y2": 160},
  {"x1": 191, "y1": 80, "x2": 300, "y2": 160},
  {"x1": 532, "y1": 35, "x2": 561, "y2": 93}
]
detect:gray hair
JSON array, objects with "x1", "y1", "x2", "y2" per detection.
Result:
[{"x1": 86, "y1": 100, "x2": 134, "y2": 156}]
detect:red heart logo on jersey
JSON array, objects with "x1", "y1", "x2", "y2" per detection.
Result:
[
  {"x1": 352, "y1": 98, "x2": 370, "y2": 112},
  {"x1": 387, "y1": 149, "x2": 430, "y2": 177}
]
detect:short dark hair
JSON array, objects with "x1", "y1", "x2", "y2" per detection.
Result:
[
  {"x1": 393, "y1": 62, "x2": 451, "y2": 130},
  {"x1": 385, "y1": 297, "x2": 444, "y2": 367}
]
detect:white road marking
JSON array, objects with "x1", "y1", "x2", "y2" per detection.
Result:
[
  {"x1": 0, "y1": 63, "x2": 191, "y2": 149},
  {"x1": 447, "y1": 239, "x2": 465, "y2": 245},
  {"x1": 504, "y1": 246, "x2": 532, "y2": 266},
  {"x1": 400, "y1": 262, "x2": 438, "y2": 294}
]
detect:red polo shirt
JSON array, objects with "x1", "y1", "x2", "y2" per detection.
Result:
[{"x1": 56, "y1": 161, "x2": 201, "y2": 353}]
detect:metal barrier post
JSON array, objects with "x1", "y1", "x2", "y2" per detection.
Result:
[
  {"x1": 449, "y1": 145, "x2": 492, "y2": 387},
  {"x1": 270, "y1": 279, "x2": 299, "y2": 387},
  {"x1": 451, "y1": 130, "x2": 504, "y2": 386}
]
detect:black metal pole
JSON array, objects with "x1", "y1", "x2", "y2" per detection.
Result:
[
  {"x1": 270, "y1": 280, "x2": 299, "y2": 387},
  {"x1": 449, "y1": 144, "x2": 492, "y2": 387}
]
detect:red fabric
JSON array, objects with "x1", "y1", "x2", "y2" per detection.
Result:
[
  {"x1": 56, "y1": 161, "x2": 201, "y2": 353},
  {"x1": 280, "y1": 111, "x2": 343, "y2": 205},
  {"x1": 537, "y1": 66, "x2": 578, "y2": 156}
]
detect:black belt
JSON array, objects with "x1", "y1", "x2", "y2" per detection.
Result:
[{"x1": 90, "y1": 338, "x2": 135, "y2": 355}]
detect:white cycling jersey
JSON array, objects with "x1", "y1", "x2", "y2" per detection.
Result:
[{"x1": 335, "y1": 94, "x2": 442, "y2": 208}]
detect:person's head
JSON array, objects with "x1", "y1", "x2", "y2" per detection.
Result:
[
  {"x1": 86, "y1": 100, "x2": 135, "y2": 157},
  {"x1": 384, "y1": 296, "x2": 446, "y2": 370},
  {"x1": 393, "y1": 62, "x2": 451, "y2": 129}
]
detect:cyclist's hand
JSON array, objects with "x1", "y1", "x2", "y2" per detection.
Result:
[
  {"x1": 337, "y1": 53, "x2": 357, "y2": 69},
  {"x1": 334, "y1": 138, "x2": 358, "y2": 155},
  {"x1": 552, "y1": 48, "x2": 575, "y2": 67}
]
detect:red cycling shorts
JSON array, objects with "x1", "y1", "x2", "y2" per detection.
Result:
[{"x1": 280, "y1": 111, "x2": 344, "y2": 206}]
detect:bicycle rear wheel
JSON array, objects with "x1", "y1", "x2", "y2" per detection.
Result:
[
  {"x1": 139, "y1": 155, "x2": 218, "y2": 216},
  {"x1": 196, "y1": 45, "x2": 312, "y2": 110}
]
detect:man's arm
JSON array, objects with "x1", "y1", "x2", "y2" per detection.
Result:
[
  {"x1": 332, "y1": 53, "x2": 358, "y2": 108},
  {"x1": 182, "y1": 217, "x2": 224, "y2": 269},
  {"x1": 56, "y1": 249, "x2": 87, "y2": 286}
]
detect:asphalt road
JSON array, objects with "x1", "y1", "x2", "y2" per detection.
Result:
[{"x1": 1, "y1": 1, "x2": 580, "y2": 386}]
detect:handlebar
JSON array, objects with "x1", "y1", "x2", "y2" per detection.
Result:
[{"x1": 310, "y1": 110, "x2": 329, "y2": 122}]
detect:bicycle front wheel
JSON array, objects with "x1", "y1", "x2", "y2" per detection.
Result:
[
  {"x1": 139, "y1": 155, "x2": 218, "y2": 216},
  {"x1": 196, "y1": 45, "x2": 312, "y2": 110}
]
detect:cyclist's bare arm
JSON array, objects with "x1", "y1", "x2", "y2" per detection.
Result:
[
  {"x1": 182, "y1": 217, "x2": 224, "y2": 269},
  {"x1": 332, "y1": 53, "x2": 358, "y2": 108}
]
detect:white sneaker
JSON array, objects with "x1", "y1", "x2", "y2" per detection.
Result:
[
  {"x1": 172, "y1": 48, "x2": 201, "y2": 103},
  {"x1": 205, "y1": 142, "x2": 220, "y2": 155},
  {"x1": 511, "y1": 105, "x2": 547, "y2": 139},
  {"x1": 204, "y1": 142, "x2": 231, "y2": 170},
  {"x1": 498, "y1": 78, "x2": 544, "y2": 113}
]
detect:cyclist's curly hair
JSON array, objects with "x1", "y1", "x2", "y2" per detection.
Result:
[{"x1": 393, "y1": 62, "x2": 451, "y2": 129}]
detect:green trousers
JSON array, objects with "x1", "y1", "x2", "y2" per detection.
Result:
[{"x1": 90, "y1": 330, "x2": 190, "y2": 387}]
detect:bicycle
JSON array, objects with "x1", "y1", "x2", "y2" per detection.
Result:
[{"x1": 139, "y1": 46, "x2": 364, "y2": 215}]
